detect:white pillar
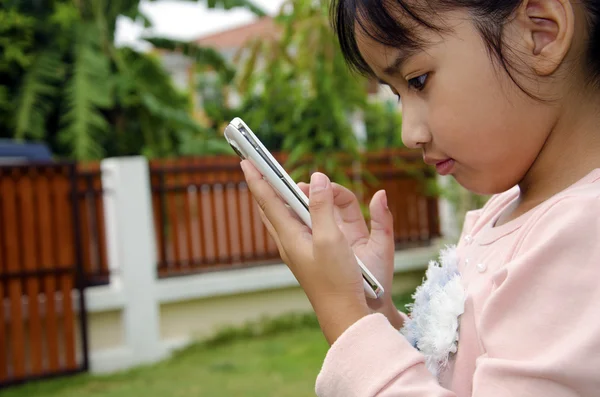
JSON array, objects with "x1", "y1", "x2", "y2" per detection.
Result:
[
  {"x1": 99, "y1": 156, "x2": 165, "y2": 370},
  {"x1": 436, "y1": 175, "x2": 461, "y2": 242}
]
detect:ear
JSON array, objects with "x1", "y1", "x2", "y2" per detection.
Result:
[{"x1": 517, "y1": 0, "x2": 575, "y2": 76}]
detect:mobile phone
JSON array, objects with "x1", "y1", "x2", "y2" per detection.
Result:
[{"x1": 224, "y1": 117, "x2": 384, "y2": 300}]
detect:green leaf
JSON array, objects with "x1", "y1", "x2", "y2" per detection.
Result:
[
  {"x1": 141, "y1": 92, "x2": 204, "y2": 133},
  {"x1": 204, "y1": 0, "x2": 266, "y2": 16},
  {"x1": 49, "y1": 2, "x2": 80, "y2": 32},
  {"x1": 58, "y1": 23, "x2": 113, "y2": 160},
  {"x1": 15, "y1": 50, "x2": 63, "y2": 140},
  {"x1": 287, "y1": 141, "x2": 311, "y2": 166},
  {"x1": 0, "y1": 8, "x2": 37, "y2": 71},
  {"x1": 144, "y1": 37, "x2": 235, "y2": 82}
]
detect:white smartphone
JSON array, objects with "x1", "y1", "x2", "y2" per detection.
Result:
[{"x1": 224, "y1": 117, "x2": 384, "y2": 300}]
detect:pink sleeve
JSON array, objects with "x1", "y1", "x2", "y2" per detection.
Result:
[
  {"x1": 316, "y1": 195, "x2": 600, "y2": 396},
  {"x1": 315, "y1": 313, "x2": 454, "y2": 397}
]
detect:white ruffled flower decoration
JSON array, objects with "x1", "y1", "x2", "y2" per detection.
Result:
[{"x1": 400, "y1": 245, "x2": 466, "y2": 379}]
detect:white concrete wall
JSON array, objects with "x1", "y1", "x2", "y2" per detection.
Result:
[
  {"x1": 82, "y1": 156, "x2": 448, "y2": 374},
  {"x1": 84, "y1": 247, "x2": 439, "y2": 374}
]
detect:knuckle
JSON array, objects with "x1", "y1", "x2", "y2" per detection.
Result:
[
  {"x1": 314, "y1": 230, "x2": 344, "y2": 250},
  {"x1": 309, "y1": 198, "x2": 327, "y2": 212},
  {"x1": 255, "y1": 195, "x2": 269, "y2": 213},
  {"x1": 333, "y1": 182, "x2": 351, "y2": 196},
  {"x1": 333, "y1": 184, "x2": 359, "y2": 209}
]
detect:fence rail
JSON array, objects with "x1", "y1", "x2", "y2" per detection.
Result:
[{"x1": 150, "y1": 150, "x2": 440, "y2": 277}]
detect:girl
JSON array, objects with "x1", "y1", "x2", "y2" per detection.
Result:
[{"x1": 240, "y1": 0, "x2": 600, "y2": 395}]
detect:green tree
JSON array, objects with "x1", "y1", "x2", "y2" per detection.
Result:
[
  {"x1": 0, "y1": 0, "x2": 264, "y2": 160},
  {"x1": 363, "y1": 99, "x2": 404, "y2": 151},
  {"x1": 231, "y1": 0, "x2": 370, "y2": 185}
]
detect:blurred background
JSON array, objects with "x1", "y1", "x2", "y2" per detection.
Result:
[{"x1": 0, "y1": 1, "x2": 483, "y2": 396}]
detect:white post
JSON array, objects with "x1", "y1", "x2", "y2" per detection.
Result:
[
  {"x1": 100, "y1": 156, "x2": 165, "y2": 369},
  {"x1": 436, "y1": 175, "x2": 461, "y2": 242}
]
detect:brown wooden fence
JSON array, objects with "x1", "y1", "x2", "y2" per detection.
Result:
[
  {"x1": 0, "y1": 150, "x2": 440, "y2": 385},
  {"x1": 75, "y1": 165, "x2": 109, "y2": 286},
  {"x1": 0, "y1": 162, "x2": 89, "y2": 387},
  {"x1": 150, "y1": 150, "x2": 440, "y2": 277},
  {"x1": 361, "y1": 149, "x2": 440, "y2": 244}
]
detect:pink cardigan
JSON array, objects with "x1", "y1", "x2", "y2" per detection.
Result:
[{"x1": 316, "y1": 169, "x2": 600, "y2": 396}]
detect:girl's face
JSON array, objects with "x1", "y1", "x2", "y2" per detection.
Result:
[{"x1": 356, "y1": 10, "x2": 558, "y2": 195}]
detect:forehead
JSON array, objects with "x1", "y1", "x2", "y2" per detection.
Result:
[
  {"x1": 351, "y1": 4, "x2": 462, "y2": 78},
  {"x1": 353, "y1": 13, "x2": 426, "y2": 77},
  {"x1": 355, "y1": 30, "x2": 398, "y2": 76}
]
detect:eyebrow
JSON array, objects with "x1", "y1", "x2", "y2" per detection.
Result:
[
  {"x1": 376, "y1": 49, "x2": 417, "y2": 86},
  {"x1": 383, "y1": 49, "x2": 415, "y2": 75}
]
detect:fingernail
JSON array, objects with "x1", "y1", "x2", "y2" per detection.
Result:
[
  {"x1": 240, "y1": 160, "x2": 247, "y2": 174},
  {"x1": 310, "y1": 172, "x2": 329, "y2": 192},
  {"x1": 381, "y1": 191, "x2": 388, "y2": 209}
]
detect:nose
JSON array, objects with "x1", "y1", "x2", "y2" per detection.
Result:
[{"x1": 400, "y1": 104, "x2": 431, "y2": 149}]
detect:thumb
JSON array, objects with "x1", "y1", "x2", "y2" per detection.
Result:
[
  {"x1": 309, "y1": 172, "x2": 339, "y2": 238},
  {"x1": 369, "y1": 190, "x2": 395, "y2": 258}
]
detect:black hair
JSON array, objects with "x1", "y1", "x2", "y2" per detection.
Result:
[{"x1": 331, "y1": 0, "x2": 600, "y2": 90}]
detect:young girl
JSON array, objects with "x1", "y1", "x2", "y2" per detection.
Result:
[{"x1": 240, "y1": 0, "x2": 600, "y2": 395}]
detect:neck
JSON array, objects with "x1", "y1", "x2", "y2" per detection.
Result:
[{"x1": 517, "y1": 91, "x2": 600, "y2": 209}]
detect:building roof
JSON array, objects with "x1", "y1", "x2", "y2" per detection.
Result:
[{"x1": 194, "y1": 17, "x2": 280, "y2": 50}]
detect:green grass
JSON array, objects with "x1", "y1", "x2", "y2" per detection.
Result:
[
  {"x1": 1, "y1": 290, "x2": 418, "y2": 397},
  {"x1": 2, "y1": 328, "x2": 328, "y2": 397}
]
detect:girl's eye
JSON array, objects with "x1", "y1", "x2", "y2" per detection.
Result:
[{"x1": 408, "y1": 73, "x2": 428, "y2": 91}]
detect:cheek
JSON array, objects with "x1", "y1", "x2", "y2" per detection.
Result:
[
  {"x1": 427, "y1": 61, "x2": 548, "y2": 193},
  {"x1": 428, "y1": 70, "x2": 513, "y2": 159}
]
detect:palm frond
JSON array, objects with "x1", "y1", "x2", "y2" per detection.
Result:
[
  {"x1": 144, "y1": 37, "x2": 235, "y2": 82},
  {"x1": 15, "y1": 50, "x2": 63, "y2": 140},
  {"x1": 59, "y1": 23, "x2": 113, "y2": 160},
  {"x1": 141, "y1": 92, "x2": 205, "y2": 133}
]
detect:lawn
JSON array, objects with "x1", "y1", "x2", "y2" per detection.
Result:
[
  {"x1": 2, "y1": 289, "x2": 418, "y2": 397},
  {"x1": 2, "y1": 327, "x2": 328, "y2": 397}
]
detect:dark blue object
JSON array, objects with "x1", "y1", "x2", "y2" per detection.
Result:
[{"x1": 0, "y1": 140, "x2": 53, "y2": 163}]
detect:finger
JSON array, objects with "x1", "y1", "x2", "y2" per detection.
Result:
[
  {"x1": 241, "y1": 160, "x2": 305, "y2": 239},
  {"x1": 283, "y1": 203, "x2": 304, "y2": 224},
  {"x1": 368, "y1": 190, "x2": 395, "y2": 260},
  {"x1": 301, "y1": 181, "x2": 369, "y2": 247},
  {"x1": 298, "y1": 182, "x2": 309, "y2": 196},
  {"x1": 330, "y1": 183, "x2": 370, "y2": 246},
  {"x1": 308, "y1": 172, "x2": 344, "y2": 249},
  {"x1": 256, "y1": 204, "x2": 286, "y2": 255},
  {"x1": 299, "y1": 181, "x2": 341, "y2": 225}
]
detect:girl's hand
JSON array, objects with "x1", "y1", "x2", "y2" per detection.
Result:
[
  {"x1": 296, "y1": 180, "x2": 404, "y2": 330},
  {"x1": 241, "y1": 160, "x2": 401, "y2": 344}
]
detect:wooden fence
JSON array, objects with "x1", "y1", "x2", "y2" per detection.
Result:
[
  {"x1": 0, "y1": 150, "x2": 440, "y2": 385},
  {"x1": 150, "y1": 150, "x2": 440, "y2": 277},
  {"x1": 0, "y1": 149, "x2": 440, "y2": 285},
  {"x1": 75, "y1": 165, "x2": 109, "y2": 286},
  {"x1": 0, "y1": 163, "x2": 89, "y2": 386}
]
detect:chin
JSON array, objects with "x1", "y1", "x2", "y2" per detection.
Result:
[{"x1": 452, "y1": 174, "x2": 516, "y2": 196}]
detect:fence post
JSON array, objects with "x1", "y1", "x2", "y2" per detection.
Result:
[
  {"x1": 436, "y1": 175, "x2": 461, "y2": 242},
  {"x1": 100, "y1": 156, "x2": 165, "y2": 369}
]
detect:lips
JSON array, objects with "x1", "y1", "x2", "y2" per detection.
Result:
[
  {"x1": 434, "y1": 159, "x2": 455, "y2": 175},
  {"x1": 423, "y1": 156, "x2": 455, "y2": 176}
]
